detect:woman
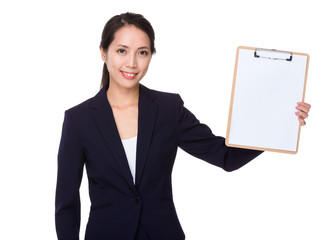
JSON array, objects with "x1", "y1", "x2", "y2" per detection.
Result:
[{"x1": 55, "y1": 12, "x2": 311, "y2": 240}]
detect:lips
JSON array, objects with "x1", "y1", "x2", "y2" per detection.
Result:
[{"x1": 121, "y1": 71, "x2": 138, "y2": 79}]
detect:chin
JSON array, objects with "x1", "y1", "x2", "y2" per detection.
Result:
[
  {"x1": 109, "y1": 76, "x2": 142, "y2": 90},
  {"x1": 116, "y1": 80, "x2": 140, "y2": 90}
]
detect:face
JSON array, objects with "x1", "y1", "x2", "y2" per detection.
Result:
[{"x1": 100, "y1": 25, "x2": 152, "y2": 91}]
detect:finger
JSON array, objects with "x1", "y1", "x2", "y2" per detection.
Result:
[
  {"x1": 297, "y1": 102, "x2": 311, "y2": 110},
  {"x1": 298, "y1": 117, "x2": 306, "y2": 126},
  {"x1": 295, "y1": 111, "x2": 309, "y2": 119},
  {"x1": 296, "y1": 104, "x2": 310, "y2": 113}
]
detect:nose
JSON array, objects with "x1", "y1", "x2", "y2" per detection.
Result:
[{"x1": 126, "y1": 54, "x2": 138, "y2": 68}]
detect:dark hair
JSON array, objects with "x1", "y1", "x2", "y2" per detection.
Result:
[{"x1": 99, "y1": 12, "x2": 156, "y2": 89}]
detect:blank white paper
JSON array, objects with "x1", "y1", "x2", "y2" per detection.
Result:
[{"x1": 227, "y1": 48, "x2": 308, "y2": 152}]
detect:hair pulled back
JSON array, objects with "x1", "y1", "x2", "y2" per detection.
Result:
[{"x1": 99, "y1": 12, "x2": 156, "y2": 89}]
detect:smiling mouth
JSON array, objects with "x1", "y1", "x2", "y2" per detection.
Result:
[{"x1": 121, "y1": 71, "x2": 138, "y2": 79}]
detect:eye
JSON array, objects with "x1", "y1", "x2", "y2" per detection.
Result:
[
  {"x1": 139, "y1": 50, "x2": 149, "y2": 56},
  {"x1": 117, "y1": 49, "x2": 126, "y2": 54}
]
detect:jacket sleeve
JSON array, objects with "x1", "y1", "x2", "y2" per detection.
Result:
[
  {"x1": 176, "y1": 95, "x2": 262, "y2": 172},
  {"x1": 55, "y1": 111, "x2": 85, "y2": 240}
]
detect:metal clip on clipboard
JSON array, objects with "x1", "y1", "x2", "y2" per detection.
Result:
[{"x1": 254, "y1": 48, "x2": 293, "y2": 61}]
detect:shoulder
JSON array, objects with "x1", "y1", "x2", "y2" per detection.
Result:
[
  {"x1": 65, "y1": 97, "x2": 93, "y2": 117},
  {"x1": 140, "y1": 84, "x2": 183, "y2": 104},
  {"x1": 64, "y1": 85, "x2": 107, "y2": 115},
  {"x1": 61, "y1": 91, "x2": 100, "y2": 132},
  {"x1": 63, "y1": 84, "x2": 185, "y2": 118},
  {"x1": 63, "y1": 88, "x2": 104, "y2": 124}
]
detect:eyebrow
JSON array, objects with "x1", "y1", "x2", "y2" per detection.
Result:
[{"x1": 117, "y1": 44, "x2": 150, "y2": 50}]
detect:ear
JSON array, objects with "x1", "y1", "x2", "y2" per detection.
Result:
[{"x1": 100, "y1": 47, "x2": 107, "y2": 63}]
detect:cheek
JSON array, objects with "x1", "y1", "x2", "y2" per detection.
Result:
[
  {"x1": 140, "y1": 58, "x2": 151, "y2": 71},
  {"x1": 110, "y1": 62, "x2": 120, "y2": 70},
  {"x1": 107, "y1": 61, "x2": 122, "y2": 73},
  {"x1": 106, "y1": 54, "x2": 122, "y2": 69}
]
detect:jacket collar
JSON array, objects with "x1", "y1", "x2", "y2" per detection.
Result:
[
  {"x1": 90, "y1": 84, "x2": 158, "y2": 190},
  {"x1": 90, "y1": 84, "x2": 157, "y2": 109}
]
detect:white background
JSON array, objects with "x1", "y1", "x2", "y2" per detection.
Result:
[{"x1": 0, "y1": 0, "x2": 333, "y2": 239}]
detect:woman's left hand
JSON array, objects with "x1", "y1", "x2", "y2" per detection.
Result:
[{"x1": 295, "y1": 102, "x2": 311, "y2": 126}]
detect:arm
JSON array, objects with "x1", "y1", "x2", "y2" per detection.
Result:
[
  {"x1": 176, "y1": 95, "x2": 262, "y2": 172},
  {"x1": 55, "y1": 111, "x2": 85, "y2": 240}
]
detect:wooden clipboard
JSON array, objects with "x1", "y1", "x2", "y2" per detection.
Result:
[{"x1": 226, "y1": 46, "x2": 309, "y2": 154}]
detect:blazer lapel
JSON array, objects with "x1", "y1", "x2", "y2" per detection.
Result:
[
  {"x1": 135, "y1": 85, "x2": 158, "y2": 186},
  {"x1": 90, "y1": 87, "x2": 137, "y2": 192}
]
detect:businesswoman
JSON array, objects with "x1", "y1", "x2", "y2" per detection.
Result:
[{"x1": 55, "y1": 12, "x2": 311, "y2": 240}]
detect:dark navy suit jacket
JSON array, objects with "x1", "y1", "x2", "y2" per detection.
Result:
[{"x1": 55, "y1": 84, "x2": 262, "y2": 240}]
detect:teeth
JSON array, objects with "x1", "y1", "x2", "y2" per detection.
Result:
[{"x1": 123, "y1": 72, "x2": 136, "y2": 77}]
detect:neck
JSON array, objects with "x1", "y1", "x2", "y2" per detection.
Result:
[{"x1": 106, "y1": 83, "x2": 139, "y2": 108}]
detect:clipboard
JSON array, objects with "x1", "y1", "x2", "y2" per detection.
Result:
[{"x1": 226, "y1": 46, "x2": 309, "y2": 154}]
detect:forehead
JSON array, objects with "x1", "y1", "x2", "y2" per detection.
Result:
[{"x1": 112, "y1": 25, "x2": 150, "y2": 48}]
